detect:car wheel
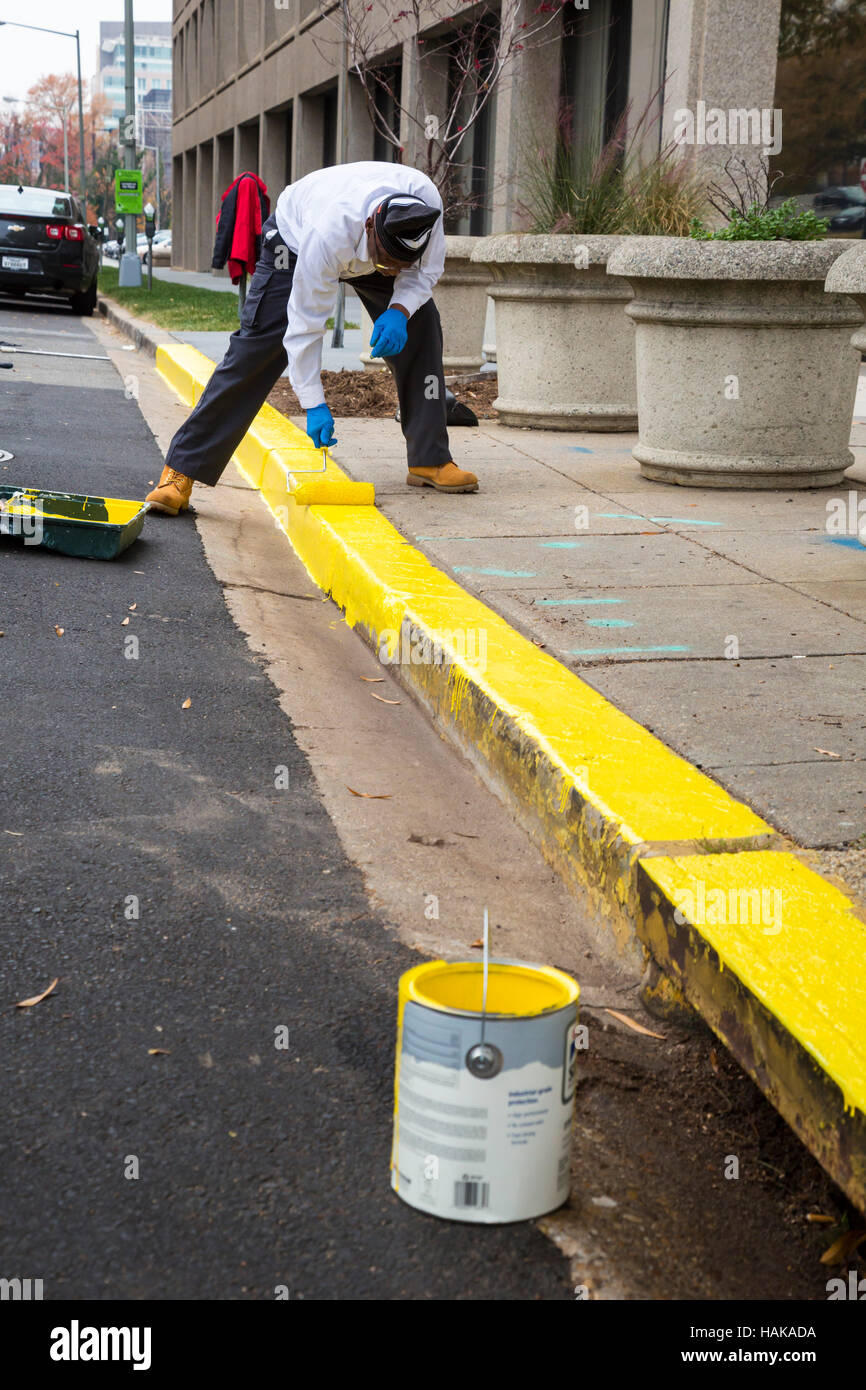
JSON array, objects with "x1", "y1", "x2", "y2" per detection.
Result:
[{"x1": 69, "y1": 280, "x2": 97, "y2": 316}]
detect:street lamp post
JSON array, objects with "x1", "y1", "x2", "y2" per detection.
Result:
[
  {"x1": 118, "y1": 0, "x2": 141, "y2": 288},
  {"x1": 0, "y1": 19, "x2": 86, "y2": 210}
]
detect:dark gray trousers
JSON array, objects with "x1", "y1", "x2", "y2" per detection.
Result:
[{"x1": 165, "y1": 219, "x2": 451, "y2": 485}]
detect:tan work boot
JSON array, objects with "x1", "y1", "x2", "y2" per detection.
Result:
[
  {"x1": 146, "y1": 466, "x2": 194, "y2": 515},
  {"x1": 407, "y1": 461, "x2": 478, "y2": 493}
]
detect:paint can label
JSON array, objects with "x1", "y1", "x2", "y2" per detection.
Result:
[{"x1": 392, "y1": 999, "x2": 578, "y2": 1223}]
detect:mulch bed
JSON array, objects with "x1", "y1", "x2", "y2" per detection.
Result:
[{"x1": 267, "y1": 369, "x2": 499, "y2": 419}]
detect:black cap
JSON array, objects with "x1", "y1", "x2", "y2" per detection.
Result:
[{"x1": 374, "y1": 194, "x2": 440, "y2": 263}]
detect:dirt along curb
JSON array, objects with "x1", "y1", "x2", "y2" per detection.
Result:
[{"x1": 103, "y1": 293, "x2": 866, "y2": 1214}]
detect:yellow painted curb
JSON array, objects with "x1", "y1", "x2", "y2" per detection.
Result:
[
  {"x1": 641, "y1": 851, "x2": 866, "y2": 1115},
  {"x1": 639, "y1": 851, "x2": 866, "y2": 1207},
  {"x1": 155, "y1": 343, "x2": 213, "y2": 407}
]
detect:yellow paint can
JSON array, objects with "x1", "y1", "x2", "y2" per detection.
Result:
[{"x1": 391, "y1": 958, "x2": 580, "y2": 1223}]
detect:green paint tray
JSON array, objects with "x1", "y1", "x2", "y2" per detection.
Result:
[{"x1": 0, "y1": 486, "x2": 149, "y2": 560}]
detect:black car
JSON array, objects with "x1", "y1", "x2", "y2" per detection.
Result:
[
  {"x1": 829, "y1": 205, "x2": 866, "y2": 233},
  {"x1": 0, "y1": 183, "x2": 99, "y2": 315},
  {"x1": 813, "y1": 185, "x2": 866, "y2": 211}
]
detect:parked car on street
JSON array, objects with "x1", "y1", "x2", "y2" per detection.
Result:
[
  {"x1": 140, "y1": 230, "x2": 172, "y2": 267},
  {"x1": 0, "y1": 184, "x2": 99, "y2": 314},
  {"x1": 813, "y1": 185, "x2": 866, "y2": 210},
  {"x1": 829, "y1": 204, "x2": 866, "y2": 233}
]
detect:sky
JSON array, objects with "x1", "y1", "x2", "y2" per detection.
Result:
[{"x1": 0, "y1": 1, "x2": 172, "y2": 104}]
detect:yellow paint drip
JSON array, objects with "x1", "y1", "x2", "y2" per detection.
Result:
[{"x1": 642, "y1": 852, "x2": 866, "y2": 1116}]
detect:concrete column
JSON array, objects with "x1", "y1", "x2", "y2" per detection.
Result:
[
  {"x1": 490, "y1": 1, "x2": 560, "y2": 233},
  {"x1": 197, "y1": 140, "x2": 214, "y2": 270},
  {"x1": 662, "y1": 0, "x2": 782, "y2": 194},
  {"x1": 345, "y1": 74, "x2": 374, "y2": 164},
  {"x1": 401, "y1": 37, "x2": 448, "y2": 179},
  {"x1": 260, "y1": 109, "x2": 287, "y2": 204},
  {"x1": 295, "y1": 94, "x2": 324, "y2": 178}
]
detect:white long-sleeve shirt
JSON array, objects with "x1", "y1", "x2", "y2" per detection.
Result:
[{"x1": 273, "y1": 161, "x2": 445, "y2": 409}]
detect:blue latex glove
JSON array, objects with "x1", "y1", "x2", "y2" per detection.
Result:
[
  {"x1": 305, "y1": 403, "x2": 337, "y2": 449},
  {"x1": 370, "y1": 307, "x2": 408, "y2": 358}
]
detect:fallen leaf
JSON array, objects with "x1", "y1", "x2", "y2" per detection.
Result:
[
  {"x1": 181, "y1": 697, "x2": 192, "y2": 709},
  {"x1": 814, "y1": 748, "x2": 841, "y2": 758},
  {"x1": 129, "y1": 603, "x2": 137, "y2": 611},
  {"x1": 347, "y1": 786, "x2": 392, "y2": 799},
  {"x1": 121, "y1": 616, "x2": 130, "y2": 626},
  {"x1": 806, "y1": 1212, "x2": 834, "y2": 1224},
  {"x1": 54, "y1": 626, "x2": 64, "y2": 637},
  {"x1": 820, "y1": 1229, "x2": 866, "y2": 1265},
  {"x1": 4, "y1": 829, "x2": 23, "y2": 836},
  {"x1": 360, "y1": 676, "x2": 385, "y2": 683},
  {"x1": 15, "y1": 977, "x2": 59, "y2": 1009},
  {"x1": 371, "y1": 693, "x2": 400, "y2": 705},
  {"x1": 0, "y1": 631, "x2": 4, "y2": 637},
  {"x1": 603, "y1": 1007, "x2": 665, "y2": 1040},
  {"x1": 470, "y1": 939, "x2": 484, "y2": 948},
  {"x1": 709, "y1": 1047, "x2": 720, "y2": 1075},
  {"x1": 147, "y1": 1048, "x2": 171, "y2": 1056}
]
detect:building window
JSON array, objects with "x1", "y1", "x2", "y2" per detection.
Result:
[
  {"x1": 371, "y1": 62, "x2": 402, "y2": 162},
  {"x1": 561, "y1": 0, "x2": 632, "y2": 160},
  {"x1": 322, "y1": 87, "x2": 338, "y2": 168}
]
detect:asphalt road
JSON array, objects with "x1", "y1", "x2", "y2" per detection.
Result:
[{"x1": 0, "y1": 298, "x2": 571, "y2": 1300}]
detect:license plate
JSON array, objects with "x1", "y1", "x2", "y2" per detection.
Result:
[{"x1": 1, "y1": 255, "x2": 28, "y2": 270}]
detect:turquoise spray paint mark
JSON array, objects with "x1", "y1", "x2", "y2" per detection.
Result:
[
  {"x1": 453, "y1": 566, "x2": 537, "y2": 578},
  {"x1": 569, "y1": 644, "x2": 690, "y2": 655},
  {"x1": 648, "y1": 516, "x2": 722, "y2": 527},
  {"x1": 596, "y1": 512, "x2": 722, "y2": 526},
  {"x1": 539, "y1": 541, "x2": 579, "y2": 549}
]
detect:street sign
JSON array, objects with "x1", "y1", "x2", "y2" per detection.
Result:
[
  {"x1": 860, "y1": 157, "x2": 866, "y2": 194},
  {"x1": 115, "y1": 169, "x2": 143, "y2": 216}
]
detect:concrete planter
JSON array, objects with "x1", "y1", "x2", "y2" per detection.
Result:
[
  {"x1": 607, "y1": 237, "x2": 862, "y2": 488},
  {"x1": 360, "y1": 235, "x2": 491, "y2": 374},
  {"x1": 470, "y1": 234, "x2": 637, "y2": 430},
  {"x1": 483, "y1": 297, "x2": 496, "y2": 363},
  {"x1": 436, "y1": 235, "x2": 492, "y2": 374},
  {"x1": 824, "y1": 244, "x2": 866, "y2": 354}
]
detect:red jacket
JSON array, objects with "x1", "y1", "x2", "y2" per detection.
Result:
[{"x1": 213, "y1": 172, "x2": 270, "y2": 282}]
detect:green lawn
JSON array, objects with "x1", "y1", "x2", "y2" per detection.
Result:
[
  {"x1": 98, "y1": 265, "x2": 243, "y2": 330},
  {"x1": 99, "y1": 265, "x2": 359, "y2": 333}
]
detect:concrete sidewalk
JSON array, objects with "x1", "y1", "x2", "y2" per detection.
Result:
[{"x1": 323, "y1": 374, "x2": 866, "y2": 882}]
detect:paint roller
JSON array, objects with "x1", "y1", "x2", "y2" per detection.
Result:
[{"x1": 276, "y1": 445, "x2": 374, "y2": 507}]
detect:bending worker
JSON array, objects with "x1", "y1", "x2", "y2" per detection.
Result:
[{"x1": 146, "y1": 161, "x2": 478, "y2": 514}]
